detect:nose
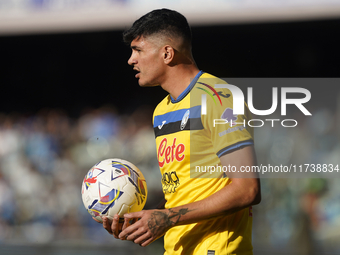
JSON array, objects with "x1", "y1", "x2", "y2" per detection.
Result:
[{"x1": 128, "y1": 52, "x2": 137, "y2": 66}]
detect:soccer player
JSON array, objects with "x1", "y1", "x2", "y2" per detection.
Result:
[{"x1": 101, "y1": 9, "x2": 261, "y2": 255}]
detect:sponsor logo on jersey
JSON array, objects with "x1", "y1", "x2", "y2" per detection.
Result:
[
  {"x1": 162, "y1": 171, "x2": 180, "y2": 193},
  {"x1": 158, "y1": 120, "x2": 166, "y2": 129},
  {"x1": 221, "y1": 108, "x2": 238, "y2": 126},
  {"x1": 197, "y1": 81, "x2": 223, "y2": 106},
  {"x1": 158, "y1": 138, "x2": 185, "y2": 167},
  {"x1": 218, "y1": 125, "x2": 245, "y2": 137},
  {"x1": 214, "y1": 91, "x2": 230, "y2": 98},
  {"x1": 180, "y1": 110, "x2": 190, "y2": 130}
]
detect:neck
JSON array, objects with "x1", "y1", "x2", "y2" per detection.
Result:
[{"x1": 160, "y1": 64, "x2": 200, "y2": 100}]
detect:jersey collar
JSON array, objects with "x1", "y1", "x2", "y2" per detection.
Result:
[{"x1": 170, "y1": 70, "x2": 204, "y2": 103}]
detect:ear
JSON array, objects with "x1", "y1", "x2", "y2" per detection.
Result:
[{"x1": 163, "y1": 45, "x2": 175, "y2": 64}]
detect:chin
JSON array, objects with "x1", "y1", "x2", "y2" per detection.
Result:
[
  {"x1": 138, "y1": 81, "x2": 148, "y2": 87},
  {"x1": 138, "y1": 80, "x2": 160, "y2": 87}
]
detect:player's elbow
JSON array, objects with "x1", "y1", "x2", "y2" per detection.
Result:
[
  {"x1": 250, "y1": 185, "x2": 261, "y2": 206},
  {"x1": 244, "y1": 180, "x2": 261, "y2": 207}
]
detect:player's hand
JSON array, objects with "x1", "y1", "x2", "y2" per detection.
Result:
[
  {"x1": 118, "y1": 209, "x2": 170, "y2": 247},
  {"x1": 102, "y1": 214, "x2": 122, "y2": 238},
  {"x1": 92, "y1": 216, "x2": 120, "y2": 237},
  {"x1": 102, "y1": 214, "x2": 138, "y2": 239}
]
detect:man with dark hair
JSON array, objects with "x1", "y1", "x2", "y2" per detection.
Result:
[
  {"x1": 100, "y1": 8, "x2": 261, "y2": 255},
  {"x1": 122, "y1": 9, "x2": 192, "y2": 46}
]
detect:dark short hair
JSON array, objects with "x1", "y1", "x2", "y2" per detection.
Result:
[{"x1": 123, "y1": 9, "x2": 192, "y2": 45}]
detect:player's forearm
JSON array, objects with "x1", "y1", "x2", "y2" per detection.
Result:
[
  {"x1": 164, "y1": 145, "x2": 261, "y2": 226},
  {"x1": 156, "y1": 178, "x2": 260, "y2": 228}
]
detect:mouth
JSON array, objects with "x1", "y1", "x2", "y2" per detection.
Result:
[{"x1": 133, "y1": 68, "x2": 140, "y2": 78}]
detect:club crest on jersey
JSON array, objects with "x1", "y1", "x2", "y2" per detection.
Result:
[{"x1": 180, "y1": 110, "x2": 190, "y2": 130}]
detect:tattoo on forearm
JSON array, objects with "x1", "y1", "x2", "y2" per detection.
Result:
[{"x1": 147, "y1": 208, "x2": 193, "y2": 235}]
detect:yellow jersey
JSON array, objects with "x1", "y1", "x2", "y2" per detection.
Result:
[{"x1": 153, "y1": 71, "x2": 254, "y2": 255}]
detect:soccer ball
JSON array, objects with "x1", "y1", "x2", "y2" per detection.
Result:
[{"x1": 81, "y1": 158, "x2": 147, "y2": 222}]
